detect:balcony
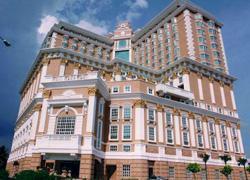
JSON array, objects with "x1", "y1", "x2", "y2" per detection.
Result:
[
  {"x1": 156, "y1": 84, "x2": 194, "y2": 100},
  {"x1": 36, "y1": 134, "x2": 82, "y2": 153}
]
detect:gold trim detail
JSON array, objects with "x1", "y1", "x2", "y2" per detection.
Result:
[
  {"x1": 156, "y1": 104, "x2": 164, "y2": 112},
  {"x1": 134, "y1": 100, "x2": 146, "y2": 108},
  {"x1": 33, "y1": 104, "x2": 42, "y2": 111},
  {"x1": 188, "y1": 112, "x2": 195, "y2": 119},
  {"x1": 88, "y1": 88, "x2": 98, "y2": 96},
  {"x1": 173, "y1": 109, "x2": 180, "y2": 116},
  {"x1": 43, "y1": 90, "x2": 51, "y2": 99}
]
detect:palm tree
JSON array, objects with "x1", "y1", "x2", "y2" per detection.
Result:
[
  {"x1": 220, "y1": 165, "x2": 233, "y2": 180},
  {"x1": 219, "y1": 155, "x2": 232, "y2": 165},
  {"x1": 237, "y1": 157, "x2": 248, "y2": 180},
  {"x1": 200, "y1": 153, "x2": 210, "y2": 180},
  {"x1": 186, "y1": 163, "x2": 201, "y2": 180},
  {"x1": 0, "y1": 146, "x2": 8, "y2": 170},
  {"x1": 246, "y1": 166, "x2": 250, "y2": 174}
]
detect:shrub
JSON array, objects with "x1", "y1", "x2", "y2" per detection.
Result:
[
  {"x1": 15, "y1": 170, "x2": 55, "y2": 180},
  {"x1": 0, "y1": 169, "x2": 9, "y2": 180}
]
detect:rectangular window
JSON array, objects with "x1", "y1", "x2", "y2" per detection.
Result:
[
  {"x1": 196, "y1": 119, "x2": 202, "y2": 131},
  {"x1": 166, "y1": 112, "x2": 172, "y2": 126},
  {"x1": 148, "y1": 109, "x2": 155, "y2": 122},
  {"x1": 122, "y1": 165, "x2": 131, "y2": 177},
  {"x1": 118, "y1": 40, "x2": 127, "y2": 49},
  {"x1": 123, "y1": 145, "x2": 131, "y2": 152},
  {"x1": 223, "y1": 139, "x2": 228, "y2": 151},
  {"x1": 182, "y1": 116, "x2": 188, "y2": 128},
  {"x1": 123, "y1": 107, "x2": 131, "y2": 119},
  {"x1": 148, "y1": 127, "x2": 156, "y2": 142},
  {"x1": 147, "y1": 87, "x2": 153, "y2": 95},
  {"x1": 168, "y1": 167, "x2": 175, "y2": 178},
  {"x1": 111, "y1": 108, "x2": 119, "y2": 120},
  {"x1": 211, "y1": 136, "x2": 216, "y2": 149},
  {"x1": 234, "y1": 141, "x2": 239, "y2": 152},
  {"x1": 221, "y1": 125, "x2": 226, "y2": 136},
  {"x1": 232, "y1": 127, "x2": 237, "y2": 138},
  {"x1": 124, "y1": 85, "x2": 131, "y2": 93},
  {"x1": 110, "y1": 145, "x2": 118, "y2": 151},
  {"x1": 98, "y1": 103, "x2": 104, "y2": 115},
  {"x1": 167, "y1": 129, "x2": 174, "y2": 144},
  {"x1": 197, "y1": 134, "x2": 203, "y2": 147},
  {"x1": 96, "y1": 120, "x2": 103, "y2": 149},
  {"x1": 56, "y1": 116, "x2": 75, "y2": 135},
  {"x1": 209, "y1": 121, "x2": 215, "y2": 133},
  {"x1": 112, "y1": 86, "x2": 119, "y2": 93},
  {"x1": 123, "y1": 125, "x2": 131, "y2": 140},
  {"x1": 110, "y1": 125, "x2": 118, "y2": 140},
  {"x1": 115, "y1": 50, "x2": 130, "y2": 62},
  {"x1": 183, "y1": 132, "x2": 189, "y2": 146}
]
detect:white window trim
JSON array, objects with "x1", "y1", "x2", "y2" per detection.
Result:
[
  {"x1": 197, "y1": 134, "x2": 204, "y2": 148},
  {"x1": 122, "y1": 124, "x2": 132, "y2": 141},
  {"x1": 110, "y1": 107, "x2": 119, "y2": 121},
  {"x1": 148, "y1": 126, "x2": 156, "y2": 142},
  {"x1": 208, "y1": 121, "x2": 215, "y2": 134},
  {"x1": 124, "y1": 85, "x2": 131, "y2": 93},
  {"x1": 147, "y1": 108, "x2": 156, "y2": 122},
  {"x1": 165, "y1": 111, "x2": 173, "y2": 126},
  {"x1": 123, "y1": 144, "x2": 131, "y2": 152},
  {"x1": 96, "y1": 120, "x2": 103, "y2": 150},
  {"x1": 210, "y1": 136, "x2": 217, "y2": 150},
  {"x1": 181, "y1": 114, "x2": 189, "y2": 129},
  {"x1": 223, "y1": 138, "x2": 228, "y2": 151},
  {"x1": 112, "y1": 86, "x2": 119, "y2": 94},
  {"x1": 109, "y1": 144, "x2": 118, "y2": 152},
  {"x1": 98, "y1": 102, "x2": 104, "y2": 117},
  {"x1": 122, "y1": 106, "x2": 132, "y2": 120},
  {"x1": 182, "y1": 131, "x2": 190, "y2": 147},
  {"x1": 147, "y1": 87, "x2": 154, "y2": 95},
  {"x1": 109, "y1": 124, "x2": 119, "y2": 141},
  {"x1": 166, "y1": 128, "x2": 174, "y2": 145},
  {"x1": 195, "y1": 118, "x2": 202, "y2": 131}
]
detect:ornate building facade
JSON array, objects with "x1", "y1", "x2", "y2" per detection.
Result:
[{"x1": 7, "y1": 1, "x2": 245, "y2": 179}]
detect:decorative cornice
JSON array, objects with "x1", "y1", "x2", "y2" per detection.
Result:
[
  {"x1": 215, "y1": 118, "x2": 220, "y2": 125},
  {"x1": 181, "y1": 67, "x2": 190, "y2": 75},
  {"x1": 202, "y1": 115, "x2": 208, "y2": 122},
  {"x1": 88, "y1": 87, "x2": 98, "y2": 96},
  {"x1": 134, "y1": 100, "x2": 146, "y2": 108},
  {"x1": 225, "y1": 121, "x2": 231, "y2": 127},
  {"x1": 33, "y1": 104, "x2": 42, "y2": 111},
  {"x1": 61, "y1": 59, "x2": 68, "y2": 64},
  {"x1": 74, "y1": 62, "x2": 81, "y2": 68},
  {"x1": 156, "y1": 104, "x2": 164, "y2": 112},
  {"x1": 188, "y1": 112, "x2": 195, "y2": 119},
  {"x1": 173, "y1": 109, "x2": 180, "y2": 116}
]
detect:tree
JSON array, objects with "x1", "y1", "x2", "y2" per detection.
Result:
[
  {"x1": 0, "y1": 146, "x2": 8, "y2": 170},
  {"x1": 219, "y1": 155, "x2": 232, "y2": 165},
  {"x1": 200, "y1": 153, "x2": 210, "y2": 180},
  {"x1": 220, "y1": 165, "x2": 233, "y2": 180},
  {"x1": 237, "y1": 157, "x2": 248, "y2": 180},
  {"x1": 186, "y1": 163, "x2": 201, "y2": 180},
  {"x1": 246, "y1": 166, "x2": 250, "y2": 174}
]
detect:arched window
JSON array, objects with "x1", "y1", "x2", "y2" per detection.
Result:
[{"x1": 55, "y1": 109, "x2": 76, "y2": 135}]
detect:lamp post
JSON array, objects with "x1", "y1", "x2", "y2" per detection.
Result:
[{"x1": 0, "y1": 36, "x2": 11, "y2": 47}]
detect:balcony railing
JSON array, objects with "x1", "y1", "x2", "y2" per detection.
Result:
[
  {"x1": 156, "y1": 83, "x2": 194, "y2": 100},
  {"x1": 36, "y1": 134, "x2": 82, "y2": 152}
]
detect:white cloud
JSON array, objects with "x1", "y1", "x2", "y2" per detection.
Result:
[
  {"x1": 76, "y1": 20, "x2": 108, "y2": 35},
  {"x1": 37, "y1": 15, "x2": 58, "y2": 43}
]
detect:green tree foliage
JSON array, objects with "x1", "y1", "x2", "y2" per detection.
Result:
[
  {"x1": 220, "y1": 165, "x2": 233, "y2": 180},
  {"x1": 0, "y1": 146, "x2": 8, "y2": 169},
  {"x1": 200, "y1": 153, "x2": 210, "y2": 180},
  {"x1": 0, "y1": 169, "x2": 9, "y2": 180},
  {"x1": 15, "y1": 170, "x2": 57, "y2": 180},
  {"x1": 186, "y1": 163, "x2": 201, "y2": 180},
  {"x1": 237, "y1": 157, "x2": 248, "y2": 180},
  {"x1": 219, "y1": 155, "x2": 232, "y2": 165}
]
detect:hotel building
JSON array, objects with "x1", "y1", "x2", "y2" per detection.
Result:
[{"x1": 7, "y1": 0, "x2": 246, "y2": 179}]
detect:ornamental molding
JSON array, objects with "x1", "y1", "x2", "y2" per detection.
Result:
[
  {"x1": 134, "y1": 99, "x2": 146, "y2": 108},
  {"x1": 88, "y1": 87, "x2": 98, "y2": 96},
  {"x1": 43, "y1": 90, "x2": 51, "y2": 99}
]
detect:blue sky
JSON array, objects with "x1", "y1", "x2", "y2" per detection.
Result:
[{"x1": 0, "y1": 0, "x2": 250, "y2": 156}]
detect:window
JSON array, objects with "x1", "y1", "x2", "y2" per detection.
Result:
[
  {"x1": 122, "y1": 165, "x2": 131, "y2": 177},
  {"x1": 183, "y1": 132, "x2": 189, "y2": 146},
  {"x1": 166, "y1": 129, "x2": 174, "y2": 144},
  {"x1": 209, "y1": 121, "x2": 215, "y2": 133},
  {"x1": 148, "y1": 127, "x2": 156, "y2": 142},
  {"x1": 168, "y1": 167, "x2": 175, "y2": 178},
  {"x1": 197, "y1": 134, "x2": 203, "y2": 147},
  {"x1": 166, "y1": 112, "x2": 172, "y2": 126},
  {"x1": 232, "y1": 127, "x2": 237, "y2": 138},
  {"x1": 148, "y1": 109, "x2": 155, "y2": 122},
  {"x1": 118, "y1": 40, "x2": 127, "y2": 49},
  {"x1": 110, "y1": 145, "x2": 118, "y2": 151},
  {"x1": 123, "y1": 106, "x2": 131, "y2": 119},
  {"x1": 223, "y1": 139, "x2": 228, "y2": 151},
  {"x1": 123, "y1": 125, "x2": 131, "y2": 140},
  {"x1": 110, "y1": 125, "x2": 118, "y2": 140},
  {"x1": 111, "y1": 107, "x2": 119, "y2": 120},
  {"x1": 115, "y1": 50, "x2": 129, "y2": 62},
  {"x1": 199, "y1": 45, "x2": 208, "y2": 51},
  {"x1": 198, "y1": 37, "x2": 206, "y2": 43},
  {"x1": 221, "y1": 125, "x2": 226, "y2": 136},
  {"x1": 211, "y1": 43, "x2": 218, "y2": 49},
  {"x1": 56, "y1": 116, "x2": 75, "y2": 135},
  {"x1": 200, "y1": 53, "x2": 209, "y2": 59},
  {"x1": 196, "y1": 119, "x2": 202, "y2": 131},
  {"x1": 123, "y1": 145, "x2": 131, "y2": 152},
  {"x1": 234, "y1": 141, "x2": 239, "y2": 152},
  {"x1": 98, "y1": 103, "x2": 104, "y2": 115},
  {"x1": 124, "y1": 85, "x2": 131, "y2": 93},
  {"x1": 181, "y1": 116, "x2": 188, "y2": 128},
  {"x1": 112, "y1": 86, "x2": 119, "y2": 93},
  {"x1": 210, "y1": 36, "x2": 217, "y2": 42},
  {"x1": 147, "y1": 87, "x2": 153, "y2": 95},
  {"x1": 96, "y1": 120, "x2": 103, "y2": 149},
  {"x1": 210, "y1": 136, "x2": 216, "y2": 149}
]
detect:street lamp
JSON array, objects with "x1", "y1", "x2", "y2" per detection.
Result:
[{"x1": 0, "y1": 36, "x2": 11, "y2": 47}]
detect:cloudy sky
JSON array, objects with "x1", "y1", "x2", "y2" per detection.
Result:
[{"x1": 0, "y1": 0, "x2": 250, "y2": 156}]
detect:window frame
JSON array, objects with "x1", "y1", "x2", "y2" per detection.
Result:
[
  {"x1": 124, "y1": 85, "x2": 131, "y2": 93},
  {"x1": 112, "y1": 86, "x2": 119, "y2": 94},
  {"x1": 96, "y1": 120, "x2": 103, "y2": 150},
  {"x1": 122, "y1": 165, "x2": 131, "y2": 177},
  {"x1": 110, "y1": 107, "x2": 119, "y2": 121},
  {"x1": 109, "y1": 124, "x2": 119, "y2": 141},
  {"x1": 123, "y1": 106, "x2": 132, "y2": 120},
  {"x1": 55, "y1": 116, "x2": 76, "y2": 135},
  {"x1": 122, "y1": 124, "x2": 132, "y2": 141},
  {"x1": 182, "y1": 131, "x2": 190, "y2": 146},
  {"x1": 166, "y1": 128, "x2": 174, "y2": 144},
  {"x1": 148, "y1": 126, "x2": 156, "y2": 142}
]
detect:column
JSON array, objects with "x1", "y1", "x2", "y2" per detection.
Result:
[
  {"x1": 39, "y1": 60, "x2": 49, "y2": 88},
  {"x1": 73, "y1": 63, "x2": 80, "y2": 76},
  {"x1": 173, "y1": 109, "x2": 181, "y2": 146},
  {"x1": 197, "y1": 73, "x2": 204, "y2": 100},
  {"x1": 209, "y1": 77, "x2": 216, "y2": 104},
  {"x1": 38, "y1": 90, "x2": 50, "y2": 133},
  {"x1": 157, "y1": 105, "x2": 164, "y2": 143},
  {"x1": 134, "y1": 100, "x2": 146, "y2": 153},
  {"x1": 59, "y1": 60, "x2": 67, "y2": 76},
  {"x1": 237, "y1": 124, "x2": 244, "y2": 154},
  {"x1": 202, "y1": 117, "x2": 210, "y2": 149},
  {"x1": 84, "y1": 88, "x2": 97, "y2": 148},
  {"x1": 226, "y1": 122, "x2": 233, "y2": 152},
  {"x1": 182, "y1": 68, "x2": 190, "y2": 91},
  {"x1": 188, "y1": 112, "x2": 196, "y2": 147},
  {"x1": 215, "y1": 119, "x2": 222, "y2": 151},
  {"x1": 50, "y1": 32, "x2": 57, "y2": 48},
  {"x1": 30, "y1": 104, "x2": 42, "y2": 139},
  {"x1": 230, "y1": 88, "x2": 237, "y2": 110},
  {"x1": 220, "y1": 82, "x2": 227, "y2": 107}
]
